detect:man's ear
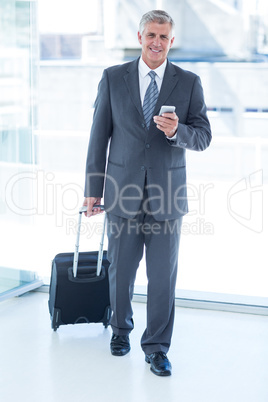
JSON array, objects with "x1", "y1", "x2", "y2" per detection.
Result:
[
  {"x1": 170, "y1": 36, "x2": 175, "y2": 49},
  {"x1": 137, "y1": 31, "x2": 142, "y2": 45}
]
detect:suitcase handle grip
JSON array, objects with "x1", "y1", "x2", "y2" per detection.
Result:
[
  {"x1": 79, "y1": 205, "x2": 105, "y2": 213},
  {"x1": 73, "y1": 205, "x2": 106, "y2": 278}
]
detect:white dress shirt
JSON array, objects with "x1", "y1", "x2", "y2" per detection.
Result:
[
  {"x1": 138, "y1": 57, "x2": 167, "y2": 106},
  {"x1": 138, "y1": 57, "x2": 177, "y2": 140}
]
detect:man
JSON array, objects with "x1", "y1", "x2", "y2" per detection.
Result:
[{"x1": 83, "y1": 10, "x2": 211, "y2": 376}]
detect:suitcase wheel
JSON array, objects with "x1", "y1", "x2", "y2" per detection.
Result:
[
  {"x1": 52, "y1": 324, "x2": 59, "y2": 331},
  {"x1": 51, "y1": 308, "x2": 61, "y2": 331},
  {"x1": 103, "y1": 306, "x2": 112, "y2": 328}
]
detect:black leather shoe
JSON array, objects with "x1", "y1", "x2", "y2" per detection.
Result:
[
  {"x1": 145, "y1": 352, "x2": 172, "y2": 376},
  {"x1": 110, "y1": 334, "x2": 130, "y2": 356}
]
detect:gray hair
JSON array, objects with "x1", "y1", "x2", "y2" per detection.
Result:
[{"x1": 139, "y1": 10, "x2": 175, "y2": 35}]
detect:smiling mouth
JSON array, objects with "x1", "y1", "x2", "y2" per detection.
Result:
[{"x1": 150, "y1": 48, "x2": 161, "y2": 53}]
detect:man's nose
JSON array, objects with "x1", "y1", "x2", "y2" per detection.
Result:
[{"x1": 153, "y1": 36, "x2": 161, "y2": 46}]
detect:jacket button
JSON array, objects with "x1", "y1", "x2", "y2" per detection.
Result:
[
  {"x1": 145, "y1": 143, "x2": 150, "y2": 149},
  {"x1": 142, "y1": 123, "x2": 146, "y2": 128},
  {"x1": 141, "y1": 166, "x2": 145, "y2": 171}
]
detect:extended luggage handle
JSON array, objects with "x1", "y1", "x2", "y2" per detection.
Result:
[{"x1": 73, "y1": 205, "x2": 106, "y2": 278}]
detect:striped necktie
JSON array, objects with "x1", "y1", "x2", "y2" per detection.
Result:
[{"x1": 143, "y1": 71, "x2": 159, "y2": 129}]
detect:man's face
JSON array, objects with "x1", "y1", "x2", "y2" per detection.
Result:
[{"x1": 138, "y1": 21, "x2": 175, "y2": 69}]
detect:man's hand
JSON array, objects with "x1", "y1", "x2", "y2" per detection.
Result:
[
  {"x1": 83, "y1": 197, "x2": 102, "y2": 217},
  {"x1": 153, "y1": 112, "x2": 179, "y2": 138}
]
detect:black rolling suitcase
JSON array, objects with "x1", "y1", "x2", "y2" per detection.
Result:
[{"x1": 48, "y1": 207, "x2": 111, "y2": 331}]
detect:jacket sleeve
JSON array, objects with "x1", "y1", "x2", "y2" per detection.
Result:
[
  {"x1": 84, "y1": 69, "x2": 112, "y2": 197},
  {"x1": 170, "y1": 75, "x2": 212, "y2": 151}
]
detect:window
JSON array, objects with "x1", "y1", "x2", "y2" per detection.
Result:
[
  {"x1": 0, "y1": 0, "x2": 41, "y2": 300},
  {"x1": 2, "y1": 0, "x2": 267, "y2": 310}
]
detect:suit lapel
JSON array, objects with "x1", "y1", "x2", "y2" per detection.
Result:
[
  {"x1": 154, "y1": 60, "x2": 179, "y2": 116},
  {"x1": 124, "y1": 58, "x2": 144, "y2": 119}
]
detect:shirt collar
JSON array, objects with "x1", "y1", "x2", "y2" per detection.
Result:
[{"x1": 139, "y1": 57, "x2": 167, "y2": 80}]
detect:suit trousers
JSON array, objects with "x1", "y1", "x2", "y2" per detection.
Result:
[{"x1": 106, "y1": 191, "x2": 183, "y2": 355}]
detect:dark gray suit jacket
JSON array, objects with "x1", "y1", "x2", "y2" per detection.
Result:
[{"x1": 85, "y1": 58, "x2": 211, "y2": 221}]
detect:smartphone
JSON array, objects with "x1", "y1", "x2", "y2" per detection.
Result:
[{"x1": 159, "y1": 105, "x2": 176, "y2": 115}]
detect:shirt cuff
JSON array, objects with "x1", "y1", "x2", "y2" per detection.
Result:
[{"x1": 165, "y1": 133, "x2": 177, "y2": 142}]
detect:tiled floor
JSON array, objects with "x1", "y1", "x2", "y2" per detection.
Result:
[{"x1": 0, "y1": 291, "x2": 267, "y2": 402}]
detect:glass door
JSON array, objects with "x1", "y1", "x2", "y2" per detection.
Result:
[{"x1": 0, "y1": 0, "x2": 42, "y2": 300}]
